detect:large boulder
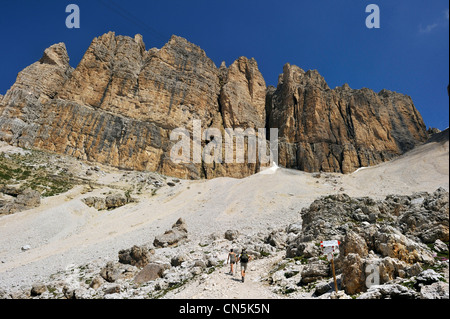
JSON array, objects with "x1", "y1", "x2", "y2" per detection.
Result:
[
  {"x1": 153, "y1": 218, "x2": 188, "y2": 248},
  {"x1": 341, "y1": 253, "x2": 365, "y2": 295},
  {"x1": 300, "y1": 259, "x2": 330, "y2": 284},
  {"x1": 358, "y1": 284, "x2": 419, "y2": 299},
  {"x1": 118, "y1": 245, "x2": 153, "y2": 268},
  {"x1": 0, "y1": 188, "x2": 41, "y2": 214},
  {"x1": 133, "y1": 263, "x2": 171, "y2": 284}
]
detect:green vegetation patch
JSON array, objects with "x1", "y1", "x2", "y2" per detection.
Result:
[{"x1": 0, "y1": 150, "x2": 76, "y2": 197}]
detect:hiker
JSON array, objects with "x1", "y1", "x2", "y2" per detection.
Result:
[
  {"x1": 226, "y1": 248, "x2": 237, "y2": 275},
  {"x1": 237, "y1": 248, "x2": 252, "y2": 282}
]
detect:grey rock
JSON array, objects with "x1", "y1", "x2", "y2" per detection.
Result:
[
  {"x1": 104, "y1": 284, "x2": 121, "y2": 295},
  {"x1": 224, "y1": 229, "x2": 240, "y2": 241},
  {"x1": 118, "y1": 245, "x2": 152, "y2": 268},
  {"x1": 358, "y1": 284, "x2": 419, "y2": 299},
  {"x1": 153, "y1": 218, "x2": 188, "y2": 248},
  {"x1": 100, "y1": 261, "x2": 121, "y2": 283},
  {"x1": 82, "y1": 196, "x2": 106, "y2": 210},
  {"x1": 171, "y1": 254, "x2": 187, "y2": 267},
  {"x1": 415, "y1": 269, "x2": 443, "y2": 286},
  {"x1": 134, "y1": 262, "x2": 170, "y2": 284},
  {"x1": 30, "y1": 283, "x2": 47, "y2": 296},
  {"x1": 420, "y1": 281, "x2": 449, "y2": 299},
  {"x1": 105, "y1": 193, "x2": 128, "y2": 209},
  {"x1": 89, "y1": 275, "x2": 104, "y2": 290},
  {"x1": 314, "y1": 282, "x2": 333, "y2": 296},
  {"x1": 300, "y1": 260, "x2": 330, "y2": 284},
  {"x1": 433, "y1": 239, "x2": 449, "y2": 253}
]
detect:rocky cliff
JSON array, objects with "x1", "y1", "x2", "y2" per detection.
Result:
[
  {"x1": 0, "y1": 32, "x2": 428, "y2": 178},
  {"x1": 267, "y1": 63, "x2": 428, "y2": 173}
]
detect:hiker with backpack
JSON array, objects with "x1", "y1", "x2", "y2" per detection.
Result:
[
  {"x1": 237, "y1": 248, "x2": 252, "y2": 282},
  {"x1": 226, "y1": 248, "x2": 237, "y2": 275}
]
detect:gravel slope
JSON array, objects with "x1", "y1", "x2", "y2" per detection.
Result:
[{"x1": 0, "y1": 137, "x2": 448, "y2": 293}]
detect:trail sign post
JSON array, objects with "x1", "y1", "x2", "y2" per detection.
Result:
[{"x1": 320, "y1": 240, "x2": 341, "y2": 293}]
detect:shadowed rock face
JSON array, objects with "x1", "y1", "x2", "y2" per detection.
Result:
[
  {"x1": 266, "y1": 63, "x2": 428, "y2": 173},
  {"x1": 0, "y1": 33, "x2": 428, "y2": 178}
]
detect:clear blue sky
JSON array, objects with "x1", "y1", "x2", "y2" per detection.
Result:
[{"x1": 1, "y1": 0, "x2": 448, "y2": 129}]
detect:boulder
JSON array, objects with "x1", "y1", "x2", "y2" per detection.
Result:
[
  {"x1": 82, "y1": 196, "x2": 106, "y2": 210},
  {"x1": 105, "y1": 193, "x2": 128, "y2": 209},
  {"x1": 134, "y1": 263, "x2": 171, "y2": 284},
  {"x1": 153, "y1": 218, "x2": 188, "y2": 248},
  {"x1": 100, "y1": 261, "x2": 121, "y2": 283},
  {"x1": 171, "y1": 254, "x2": 187, "y2": 267},
  {"x1": 104, "y1": 284, "x2": 121, "y2": 295},
  {"x1": 358, "y1": 284, "x2": 419, "y2": 299},
  {"x1": 300, "y1": 259, "x2": 330, "y2": 284},
  {"x1": 433, "y1": 239, "x2": 449, "y2": 254},
  {"x1": 420, "y1": 281, "x2": 449, "y2": 299},
  {"x1": 414, "y1": 269, "x2": 443, "y2": 287},
  {"x1": 265, "y1": 230, "x2": 287, "y2": 249},
  {"x1": 341, "y1": 253, "x2": 365, "y2": 295},
  {"x1": 224, "y1": 230, "x2": 240, "y2": 241},
  {"x1": 89, "y1": 275, "x2": 104, "y2": 290},
  {"x1": 118, "y1": 245, "x2": 152, "y2": 268},
  {"x1": 30, "y1": 283, "x2": 47, "y2": 296},
  {"x1": 341, "y1": 231, "x2": 368, "y2": 258},
  {"x1": 0, "y1": 188, "x2": 40, "y2": 214},
  {"x1": 314, "y1": 282, "x2": 333, "y2": 296}
]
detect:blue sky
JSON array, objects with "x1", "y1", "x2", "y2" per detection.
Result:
[{"x1": 1, "y1": 0, "x2": 449, "y2": 129}]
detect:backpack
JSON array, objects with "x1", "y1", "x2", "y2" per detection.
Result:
[{"x1": 240, "y1": 252, "x2": 249, "y2": 263}]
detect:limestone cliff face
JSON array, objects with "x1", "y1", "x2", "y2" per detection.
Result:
[
  {"x1": 0, "y1": 33, "x2": 429, "y2": 178},
  {"x1": 267, "y1": 63, "x2": 428, "y2": 173},
  {"x1": 0, "y1": 43, "x2": 74, "y2": 147},
  {"x1": 0, "y1": 33, "x2": 267, "y2": 179}
]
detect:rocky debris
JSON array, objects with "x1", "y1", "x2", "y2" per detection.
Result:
[
  {"x1": 153, "y1": 218, "x2": 188, "y2": 248},
  {"x1": 30, "y1": 283, "x2": 47, "y2": 296},
  {"x1": 434, "y1": 239, "x2": 449, "y2": 254},
  {"x1": 314, "y1": 281, "x2": 333, "y2": 296},
  {"x1": 0, "y1": 185, "x2": 22, "y2": 196},
  {"x1": 100, "y1": 261, "x2": 122, "y2": 283},
  {"x1": 2, "y1": 190, "x2": 448, "y2": 300},
  {"x1": 0, "y1": 188, "x2": 41, "y2": 215},
  {"x1": 134, "y1": 263, "x2": 171, "y2": 284},
  {"x1": 118, "y1": 245, "x2": 154, "y2": 268},
  {"x1": 265, "y1": 229, "x2": 287, "y2": 249},
  {"x1": 358, "y1": 283, "x2": 419, "y2": 299},
  {"x1": 82, "y1": 192, "x2": 132, "y2": 210},
  {"x1": 329, "y1": 291, "x2": 352, "y2": 299},
  {"x1": 300, "y1": 259, "x2": 330, "y2": 284},
  {"x1": 105, "y1": 193, "x2": 128, "y2": 209},
  {"x1": 420, "y1": 281, "x2": 449, "y2": 299},
  {"x1": 0, "y1": 33, "x2": 428, "y2": 180},
  {"x1": 224, "y1": 229, "x2": 240, "y2": 241},
  {"x1": 414, "y1": 269, "x2": 443, "y2": 287},
  {"x1": 280, "y1": 188, "x2": 449, "y2": 296},
  {"x1": 428, "y1": 127, "x2": 441, "y2": 136},
  {"x1": 6, "y1": 216, "x2": 284, "y2": 299},
  {"x1": 82, "y1": 196, "x2": 106, "y2": 210}
]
